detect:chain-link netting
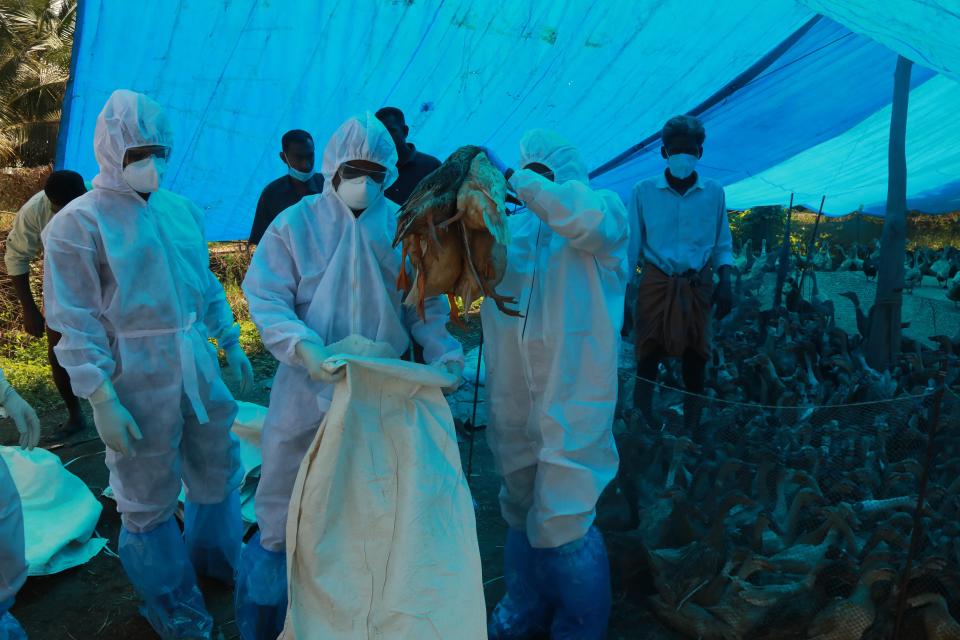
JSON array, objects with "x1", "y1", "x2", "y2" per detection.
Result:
[{"x1": 604, "y1": 341, "x2": 960, "y2": 639}]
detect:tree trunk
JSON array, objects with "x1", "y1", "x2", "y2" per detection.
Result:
[{"x1": 867, "y1": 55, "x2": 912, "y2": 370}]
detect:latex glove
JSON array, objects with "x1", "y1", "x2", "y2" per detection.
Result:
[
  {"x1": 89, "y1": 380, "x2": 143, "y2": 456},
  {"x1": 296, "y1": 340, "x2": 344, "y2": 384},
  {"x1": 481, "y1": 147, "x2": 511, "y2": 177},
  {"x1": 2, "y1": 386, "x2": 40, "y2": 450},
  {"x1": 326, "y1": 334, "x2": 398, "y2": 360},
  {"x1": 434, "y1": 360, "x2": 465, "y2": 395},
  {"x1": 224, "y1": 343, "x2": 255, "y2": 395}
]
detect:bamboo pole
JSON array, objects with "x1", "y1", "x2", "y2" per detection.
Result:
[
  {"x1": 798, "y1": 195, "x2": 826, "y2": 295},
  {"x1": 867, "y1": 55, "x2": 912, "y2": 370},
  {"x1": 772, "y1": 193, "x2": 794, "y2": 309}
]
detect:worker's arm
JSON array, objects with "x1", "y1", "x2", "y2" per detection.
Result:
[
  {"x1": 626, "y1": 184, "x2": 644, "y2": 278},
  {"x1": 510, "y1": 169, "x2": 629, "y2": 261},
  {"x1": 42, "y1": 215, "x2": 116, "y2": 399},
  {"x1": 712, "y1": 189, "x2": 735, "y2": 318},
  {"x1": 711, "y1": 189, "x2": 735, "y2": 271},
  {"x1": 5, "y1": 193, "x2": 49, "y2": 336},
  {"x1": 184, "y1": 201, "x2": 241, "y2": 349},
  {"x1": 248, "y1": 188, "x2": 272, "y2": 245},
  {"x1": 241, "y1": 214, "x2": 323, "y2": 367},
  {"x1": 9, "y1": 273, "x2": 44, "y2": 337},
  {"x1": 403, "y1": 295, "x2": 464, "y2": 367}
]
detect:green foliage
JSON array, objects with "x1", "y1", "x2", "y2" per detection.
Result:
[
  {"x1": 0, "y1": 0, "x2": 75, "y2": 165},
  {"x1": 730, "y1": 205, "x2": 786, "y2": 250},
  {"x1": 730, "y1": 210, "x2": 960, "y2": 254},
  {"x1": 0, "y1": 331, "x2": 57, "y2": 411}
]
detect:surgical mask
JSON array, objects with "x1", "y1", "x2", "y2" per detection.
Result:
[
  {"x1": 667, "y1": 153, "x2": 698, "y2": 180},
  {"x1": 286, "y1": 163, "x2": 314, "y2": 182},
  {"x1": 122, "y1": 157, "x2": 166, "y2": 193},
  {"x1": 336, "y1": 176, "x2": 382, "y2": 211}
]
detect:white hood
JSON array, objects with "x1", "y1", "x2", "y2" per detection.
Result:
[
  {"x1": 91, "y1": 89, "x2": 173, "y2": 193},
  {"x1": 320, "y1": 112, "x2": 399, "y2": 190},
  {"x1": 518, "y1": 129, "x2": 589, "y2": 185}
]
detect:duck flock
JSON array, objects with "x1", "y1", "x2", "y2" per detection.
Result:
[{"x1": 603, "y1": 239, "x2": 960, "y2": 639}]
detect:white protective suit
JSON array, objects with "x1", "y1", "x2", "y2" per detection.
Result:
[
  {"x1": 42, "y1": 90, "x2": 243, "y2": 533},
  {"x1": 242, "y1": 112, "x2": 464, "y2": 552},
  {"x1": 481, "y1": 130, "x2": 629, "y2": 549},
  {"x1": 0, "y1": 454, "x2": 26, "y2": 608}
]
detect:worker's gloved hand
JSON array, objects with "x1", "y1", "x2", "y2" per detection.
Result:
[
  {"x1": 2, "y1": 386, "x2": 41, "y2": 450},
  {"x1": 326, "y1": 334, "x2": 398, "y2": 360},
  {"x1": 89, "y1": 380, "x2": 143, "y2": 456},
  {"x1": 295, "y1": 340, "x2": 345, "y2": 384},
  {"x1": 22, "y1": 305, "x2": 45, "y2": 338},
  {"x1": 224, "y1": 343, "x2": 255, "y2": 395},
  {"x1": 434, "y1": 360, "x2": 465, "y2": 395},
  {"x1": 481, "y1": 147, "x2": 511, "y2": 178}
]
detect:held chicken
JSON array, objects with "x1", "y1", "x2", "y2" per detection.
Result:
[{"x1": 394, "y1": 146, "x2": 520, "y2": 321}]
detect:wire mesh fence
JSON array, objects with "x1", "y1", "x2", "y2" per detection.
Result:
[{"x1": 603, "y1": 362, "x2": 959, "y2": 639}]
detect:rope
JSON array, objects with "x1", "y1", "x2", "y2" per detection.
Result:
[{"x1": 626, "y1": 372, "x2": 934, "y2": 411}]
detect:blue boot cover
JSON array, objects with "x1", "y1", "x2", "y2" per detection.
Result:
[
  {"x1": 0, "y1": 599, "x2": 26, "y2": 640},
  {"x1": 184, "y1": 490, "x2": 242, "y2": 585},
  {"x1": 234, "y1": 532, "x2": 287, "y2": 640},
  {"x1": 118, "y1": 520, "x2": 213, "y2": 640},
  {"x1": 487, "y1": 529, "x2": 550, "y2": 640},
  {"x1": 536, "y1": 527, "x2": 612, "y2": 640}
]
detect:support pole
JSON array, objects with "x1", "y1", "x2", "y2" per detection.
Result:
[
  {"x1": 772, "y1": 193, "x2": 794, "y2": 309},
  {"x1": 867, "y1": 55, "x2": 912, "y2": 370},
  {"x1": 798, "y1": 195, "x2": 826, "y2": 295},
  {"x1": 893, "y1": 382, "x2": 945, "y2": 638}
]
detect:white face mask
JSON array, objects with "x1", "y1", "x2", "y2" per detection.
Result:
[
  {"x1": 123, "y1": 157, "x2": 166, "y2": 193},
  {"x1": 336, "y1": 176, "x2": 382, "y2": 211},
  {"x1": 284, "y1": 153, "x2": 315, "y2": 182},
  {"x1": 667, "y1": 153, "x2": 698, "y2": 180},
  {"x1": 287, "y1": 165, "x2": 315, "y2": 182}
]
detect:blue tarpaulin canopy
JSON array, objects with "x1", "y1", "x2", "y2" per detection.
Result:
[{"x1": 56, "y1": 1, "x2": 960, "y2": 241}]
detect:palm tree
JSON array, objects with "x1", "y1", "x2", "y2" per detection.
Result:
[{"x1": 0, "y1": 0, "x2": 75, "y2": 166}]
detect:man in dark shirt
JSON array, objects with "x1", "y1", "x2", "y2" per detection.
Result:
[
  {"x1": 248, "y1": 129, "x2": 324, "y2": 245},
  {"x1": 375, "y1": 107, "x2": 442, "y2": 205}
]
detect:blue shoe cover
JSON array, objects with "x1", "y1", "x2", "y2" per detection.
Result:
[
  {"x1": 0, "y1": 600, "x2": 27, "y2": 640},
  {"x1": 536, "y1": 527, "x2": 611, "y2": 640},
  {"x1": 487, "y1": 529, "x2": 549, "y2": 640},
  {"x1": 234, "y1": 532, "x2": 287, "y2": 640},
  {"x1": 185, "y1": 490, "x2": 242, "y2": 585},
  {"x1": 119, "y1": 520, "x2": 213, "y2": 640}
]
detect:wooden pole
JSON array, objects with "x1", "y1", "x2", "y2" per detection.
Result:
[
  {"x1": 773, "y1": 193, "x2": 794, "y2": 309},
  {"x1": 867, "y1": 55, "x2": 912, "y2": 370},
  {"x1": 893, "y1": 382, "x2": 945, "y2": 637},
  {"x1": 798, "y1": 195, "x2": 826, "y2": 295}
]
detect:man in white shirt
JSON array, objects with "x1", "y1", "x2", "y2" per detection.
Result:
[
  {"x1": 628, "y1": 115, "x2": 734, "y2": 431},
  {"x1": 4, "y1": 170, "x2": 89, "y2": 438}
]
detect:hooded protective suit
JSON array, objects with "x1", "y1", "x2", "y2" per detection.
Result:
[
  {"x1": 482, "y1": 129, "x2": 627, "y2": 548},
  {"x1": 42, "y1": 90, "x2": 243, "y2": 639},
  {"x1": 0, "y1": 455, "x2": 26, "y2": 640},
  {"x1": 243, "y1": 112, "x2": 463, "y2": 552},
  {"x1": 0, "y1": 371, "x2": 30, "y2": 640},
  {"x1": 482, "y1": 130, "x2": 628, "y2": 639},
  {"x1": 236, "y1": 113, "x2": 462, "y2": 640}
]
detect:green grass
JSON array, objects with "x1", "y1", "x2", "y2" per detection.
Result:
[{"x1": 0, "y1": 333, "x2": 57, "y2": 413}]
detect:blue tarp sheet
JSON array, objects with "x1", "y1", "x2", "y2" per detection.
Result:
[{"x1": 57, "y1": 1, "x2": 960, "y2": 240}]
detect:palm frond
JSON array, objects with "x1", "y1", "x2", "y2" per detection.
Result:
[{"x1": 0, "y1": 0, "x2": 75, "y2": 165}]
